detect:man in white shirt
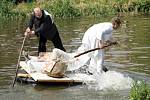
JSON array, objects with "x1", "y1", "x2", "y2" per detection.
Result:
[{"x1": 78, "y1": 17, "x2": 121, "y2": 74}]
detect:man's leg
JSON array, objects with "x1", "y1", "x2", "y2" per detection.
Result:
[
  {"x1": 88, "y1": 58, "x2": 97, "y2": 74},
  {"x1": 38, "y1": 34, "x2": 47, "y2": 55},
  {"x1": 51, "y1": 32, "x2": 66, "y2": 52},
  {"x1": 88, "y1": 49, "x2": 107, "y2": 74},
  {"x1": 96, "y1": 50, "x2": 106, "y2": 73},
  {"x1": 96, "y1": 50, "x2": 108, "y2": 72}
]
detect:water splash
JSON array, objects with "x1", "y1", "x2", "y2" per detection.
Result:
[{"x1": 76, "y1": 71, "x2": 133, "y2": 91}]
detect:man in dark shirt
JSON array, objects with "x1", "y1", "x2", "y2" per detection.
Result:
[{"x1": 25, "y1": 7, "x2": 66, "y2": 55}]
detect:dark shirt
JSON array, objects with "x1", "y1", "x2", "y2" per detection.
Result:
[{"x1": 28, "y1": 10, "x2": 58, "y2": 40}]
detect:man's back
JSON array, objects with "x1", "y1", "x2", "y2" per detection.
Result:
[{"x1": 82, "y1": 22, "x2": 113, "y2": 49}]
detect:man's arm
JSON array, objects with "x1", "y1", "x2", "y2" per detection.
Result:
[
  {"x1": 28, "y1": 14, "x2": 34, "y2": 29},
  {"x1": 24, "y1": 14, "x2": 34, "y2": 36}
]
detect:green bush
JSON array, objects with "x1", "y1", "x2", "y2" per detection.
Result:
[
  {"x1": 130, "y1": 81, "x2": 150, "y2": 100},
  {"x1": 0, "y1": 0, "x2": 12, "y2": 17},
  {"x1": 0, "y1": 0, "x2": 26, "y2": 19},
  {"x1": 45, "y1": 0, "x2": 81, "y2": 17},
  {"x1": 0, "y1": 0, "x2": 149, "y2": 19}
]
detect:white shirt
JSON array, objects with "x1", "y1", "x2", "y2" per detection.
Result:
[
  {"x1": 81, "y1": 22, "x2": 113, "y2": 58},
  {"x1": 44, "y1": 10, "x2": 54, "y2": 23},
  {"x1": 82, "y1": 22, "x2": 113, "y2": 49}
]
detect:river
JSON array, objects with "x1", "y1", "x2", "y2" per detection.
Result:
[{"x1": 0, "y1": 15, "x2": 150, "y2": 100}]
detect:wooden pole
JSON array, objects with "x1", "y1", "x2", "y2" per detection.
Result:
[
  {"x1": 74, "y1": 41, "x2": 117, "y2": 58},
  {"x1": 12, "y1": 35, "x2": 27, "y2": 87}
]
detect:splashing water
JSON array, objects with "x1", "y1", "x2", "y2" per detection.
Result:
[{"x1": 85, "y1": 71, "x2": 133, "y2": 91}]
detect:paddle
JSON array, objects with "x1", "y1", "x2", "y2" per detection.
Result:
[
  {"x1": 74, "y1": 41, "x2": 118, "y2": 58},
  {"x1": 12, "y1": 35, "x2": 27, "y2": 87}
]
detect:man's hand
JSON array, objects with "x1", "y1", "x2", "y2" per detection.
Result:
[
  {"x1": 26, "y1": 27, "x2": 31, "y2": 33},
  {"x1": 24, "y1": 31, "x2": 35, "y2": 36},
  {"x1": 24, "y1": 27, "x2": 35, "y2": 36},
  {"x1": 105, "y1": 40, "x2": 118, "y2": 46},
  {"x1": 31, "y1": 31, "x2": 35, "y2": 35},
  {"x1": 24, "y1": 32, "x2": 29, "y2": 36},
  {"x1": 105, "y1": 40, "x2": 112, "y2": 45}
]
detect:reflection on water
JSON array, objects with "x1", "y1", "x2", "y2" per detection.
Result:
[{"x1": 0, "y1": 15, "x2": 150, "y2": 100}]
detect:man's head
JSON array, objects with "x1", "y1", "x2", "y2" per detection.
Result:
[
  {"x1": 34, "y1": 7, "x2": 42, "y2": 18},
  {"x1": 111, "y1": 17, "x2": 121, "y2": 30}
]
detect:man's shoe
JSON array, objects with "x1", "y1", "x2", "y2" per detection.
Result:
[
  {"x1": 102, "y1": 66, "x2": 108, "y2": 72},
  {"x1": 87, "y1": 71, "x2": 93, "y2": 75}
]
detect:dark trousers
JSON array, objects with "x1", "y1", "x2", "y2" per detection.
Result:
[
  {"x1": 38, "y1": 34, "x2": 47, "y2": 53},
  {"x1": 38, "y1": 33, "x2": 66, "y2": 54}
]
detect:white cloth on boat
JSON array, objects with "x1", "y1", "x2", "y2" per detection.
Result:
[
  {"x1": 26, "y1": 48, "x2": 90, "y2": 72},
  {"x1": 67, "y1": 52, "x2": 90, "y2": 71},
  {"x1": 26, "y1": 59, "x2": 57, "y2": 74},
  {"x1": 26, "y1": 60, "x2": 46, "y2": 73},
  {"x1": 52, "y1": 48, "x2": 90, "y2": 71}
]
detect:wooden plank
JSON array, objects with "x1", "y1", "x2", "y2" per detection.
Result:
[
  {"x1": 19, "y1": 61, "x2": 95, "y2": 83},
  {"x1": 17, "y1": 73, "x2": 31, "y2": 78}
]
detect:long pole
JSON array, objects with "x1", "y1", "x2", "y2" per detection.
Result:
[
  {"x1": 12, "y1": 35, "x2": 27, "y2": 87},
  {"x1": 74, "y1": 41, "x2": 117, "y2": 58}
]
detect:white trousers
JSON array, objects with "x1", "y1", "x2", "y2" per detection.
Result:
[{"x1": 77, "y1": 44, "x2": 104, "y2": 74}]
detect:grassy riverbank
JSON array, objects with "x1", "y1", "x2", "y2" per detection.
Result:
[{"x1": 0, "y1": 0, "x2": 150, "y2": 19}]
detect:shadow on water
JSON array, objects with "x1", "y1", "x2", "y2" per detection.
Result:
[
  {"x1": 16, "y1": 77, "x2": 83, "y2": 90},
  {"x1": 33, "y1": 82, "x2": 83, "y2": 91},
  {"x1": 0, "y1": 15, "x2": 150, "y2": 100}
]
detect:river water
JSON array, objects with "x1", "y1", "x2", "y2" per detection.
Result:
[{"x1": 0, "y1": 15, "x2": 150, "y2": 100}]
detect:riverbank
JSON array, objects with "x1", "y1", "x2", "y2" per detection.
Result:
[{"x1": 0, "y1": 0, "x2": 150, "y2": 19}]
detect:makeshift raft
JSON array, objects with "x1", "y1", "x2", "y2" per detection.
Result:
[{"x1": 17, "y1": 61, "x2": 96, "y2": 84}]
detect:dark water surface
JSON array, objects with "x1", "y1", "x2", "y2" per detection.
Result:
[{"x1": 0, "y1": 15, "x2": 150, "y2": 100}]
